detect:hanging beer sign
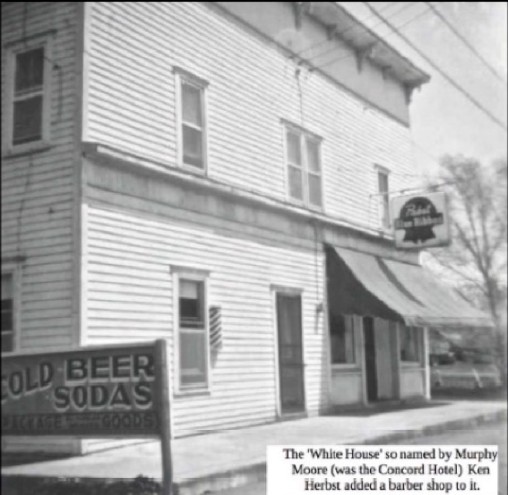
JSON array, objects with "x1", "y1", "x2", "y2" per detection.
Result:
[{"x1": 391, "y1": 191, "x2": 451, "y2": 249}]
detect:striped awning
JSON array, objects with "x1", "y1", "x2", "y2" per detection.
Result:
[{"x1": 327, "y1": 246, "x2": 493, "y2": 329}]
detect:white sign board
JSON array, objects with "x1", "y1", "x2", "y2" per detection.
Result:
[{"x1": 391, "y1": 192, "x2": 451, "y2": 249}]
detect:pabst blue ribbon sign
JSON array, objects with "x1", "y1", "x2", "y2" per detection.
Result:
[
  {"x1": 391, "y1": 192, "x2": 450, "y2": 249},
  {"x1": 1, "y1": 343, "x2": 162, "y2": 436}
]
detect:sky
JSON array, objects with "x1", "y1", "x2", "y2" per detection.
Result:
[
  {"x1": 339, "y1": 2, "x2": 507, "y2": 295},
  {"x1": 340, "y1": 1, "x2": 507, "y2": 179}
]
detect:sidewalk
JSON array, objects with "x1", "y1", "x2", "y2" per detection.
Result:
[{"x1": 2, "y1": 400, "x2": 507, "y2": 495}]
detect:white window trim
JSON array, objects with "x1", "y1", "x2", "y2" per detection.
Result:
[
  {"x1": 1, "y1": 264, "x2": 21, "y2": 355},
  {"x1": 3, "y1": 35, "x2": 54, "y2": 156},
  {"x1": 172, "y1": 268, "x2": 211, "y2": 395},
  {"x1": 174, "y1": 68, "x2": 209, "y2": 174},
  {"x1": 283, "y1": 122, "x2": 323, "y2": 210},
  {"x1": 375, "y1": 165, "x2": 391, "y2": 231}
]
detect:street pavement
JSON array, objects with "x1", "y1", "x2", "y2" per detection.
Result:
[{"x1": 2, "y1": 399, "x2": 506, "y2": 495}]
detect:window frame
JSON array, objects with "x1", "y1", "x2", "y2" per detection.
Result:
[
  {"x1": 1, "y1": 265, "x2": 21, "y2": 355},
  {"x1": 174, "y1": 68, "x2": 209, "y2": 174},
  {"x1": 172, "y1": 268, "x2": 211, "y2": 394},
  {"x1": 376, "y1": 165, "x2": 391, "y2": 230},
  {"x1": 283, "y1": 122, "x2": 323, "y2": 210},
  {"x1": 4, "y1": 35, "x2": 54, "y2": 155},
  {"x1": 399, "y1": 325, "x2": 422, "y2": 365}
]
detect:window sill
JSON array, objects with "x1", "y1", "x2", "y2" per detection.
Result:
[
  {"x1": 400, "y1": 361, "x2": 423, "y2": 368},
  {"x1": 309, "y1": 204, "x2": 324, "y2": 214},
  {"x1": 3, "y1": 142, "x2": 52, "y2": 159},
  {"x1": 331, "y1": 364, "x2": 360, "y2": 372},
  {"x1": 174, "y1": 388, "x2": 211, "y2": 398},
  {"x1": 181, "y1": 162, "x2": 207, "y2": 175},
  {"x1": 288, "y1": 198, "x2": 324, "y2": 214}
]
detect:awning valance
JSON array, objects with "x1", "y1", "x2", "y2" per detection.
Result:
[{"x1": 326, "y1": 246, "x2": 493, "y2": 329}]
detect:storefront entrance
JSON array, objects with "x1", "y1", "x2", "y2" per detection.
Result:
[{"x1": 276, "y1": 293, "x2": 305, "y2": 415}]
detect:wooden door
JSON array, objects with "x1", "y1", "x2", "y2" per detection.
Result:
[{"x1": 276, "y1": 293, "x2": 305, "y2": 415}]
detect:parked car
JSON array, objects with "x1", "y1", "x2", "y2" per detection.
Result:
[
  {"x1": 429, "y1": 351, "x2": 456, "y2": 366},
  {"x1": 453, "y1": 347, "x2": 496, "y2": 364}
]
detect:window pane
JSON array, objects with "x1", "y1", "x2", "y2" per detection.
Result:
[
  {"x1": 1, "y1": 306, "x2": 13, "y2": 332},
  {"x1": 400, "y1": 326, "x2": 419, "y2": 362},
  {"x1": 15, "y1": 48, "x2": 44, "y2": 93},
  {"x1": 286, "y1": 131, "x2": 301, "y2": 166},
  {"x1": 179, "y1": 279, "x2": 204, "y2": 328},
  {"x1": 344, "y1": 317, "x2": 355, "y2": 361},
  {"x1": 2, "y1": 275, "x2": 14, "y2": 352},
  {"x1": 179, "y1": 331, "x2": 206, "y2": 386},
  {"x1": 308, "y1": 173, "x2": 322, "y2": 207},
  {"x1": 2, "y1": 333, "x2": 14, "y2": 353},
  {"x1": 182, "y1": 83, "x2": 202, "y2": 127},
  {"x1": 182, "y1": 125, "x2": 204, "y2": 168},
  {"x1": 378, "y1": 171, "x2": 389, "y2": 193},
  {"x1": 307, "y1": 139, "x2": 320, "y2": 172},
  {"x1": 13, "y1": 96, "x2": 43, "y2": 145},
  {"x1": 180, "y1": 280, "x2": 200, "y2": 299},
  {"x1": 2, "y1": 274, "x2": 13, "y2": 298},
  {"x1": 380, "y1": 198, "x2": 390, "y2": 228},
  {"x1": 330, "y1": 314, "x2": 355, "y2": 364},
  {"x1": 288, "y1": 166, "x2": 303, "y2": 200},
  {"x1": 378, "y1": 172, "x2": 390, "y2": 228},
  {"x1": 277, "y1": 295, "x2": 302, "y2": 347}
]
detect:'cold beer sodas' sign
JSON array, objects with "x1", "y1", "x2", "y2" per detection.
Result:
[{"x1": 1, "y1": 344, "x2": 160, "y2": 436}]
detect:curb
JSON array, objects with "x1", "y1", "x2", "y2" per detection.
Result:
[
  {"x1": 366, "y1": 407, "x2": 507, "y2": 445},
  {"x1": 2, "y1": 408, "x2": 507, "y2": 495}
]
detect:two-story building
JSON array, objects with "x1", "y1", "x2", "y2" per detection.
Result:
[{"x1": 1, "y1": 2, "x2": 492, "y2": 455}]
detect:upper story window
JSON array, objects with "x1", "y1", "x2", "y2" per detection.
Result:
[
  {"x1": 1, "y1": 272, "x2": 16, "y2": 353},
  {"x1": 175, "y1": 69, "x2": 208, "y2": 172},
  {"x1": 377, "y1": 167, "x2": 390, "y2": 229},
  {"x1": 4, "y1": 37, "x2": 53, "y2": 154},
  {"x1": 285, "y1": 125, "x2": 323, "y2": 209}
]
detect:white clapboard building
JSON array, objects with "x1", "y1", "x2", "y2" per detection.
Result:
[{"x1": 1, "y1": 2, "x2": 492, "y2": 454}]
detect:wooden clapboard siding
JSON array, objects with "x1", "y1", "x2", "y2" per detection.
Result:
[
  {"x1": 1, "y1": 2, "x2": 80, "y2": 454},
  {"x1": 85, "y1": 204, "x2": 329, "y2": 437},
  {"x1": 85, "y1": 2, "x2": 417, "y2": 233},
  {"x1": 1, "y1": 1, "x2": 78, "y2": 350}
]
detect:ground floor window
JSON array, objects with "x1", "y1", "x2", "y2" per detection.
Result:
[
  {"x1": 399, "y1": 326, "x2": 421, "y2": 363},
  {"x1": 1, "y1": 272, "x2": 15, "y2": 353},
  {"x1": 329, "y1": 313, "x2": 355, "y2": 364},
  {"x1": 176, "y1": 274, "x2": 209, "y2": 391}
]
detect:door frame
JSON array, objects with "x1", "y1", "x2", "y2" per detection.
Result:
[{"x1": 271, "y1": 285, "x2": 306, "y2": 418}]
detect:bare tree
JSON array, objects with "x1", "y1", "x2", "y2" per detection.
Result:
[{"x1": 428, "y1": 155, "x2": 507, "y2": 378}]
